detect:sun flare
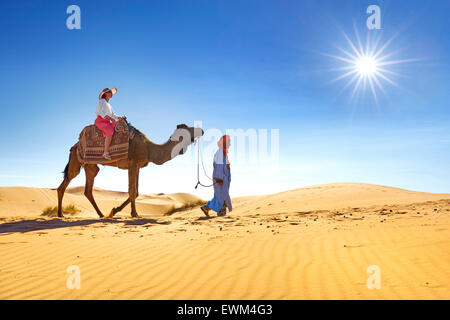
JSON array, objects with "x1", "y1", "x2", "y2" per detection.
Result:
[
  {"x1": 323, "y1": 29, "x2": 421, "y2": 102},
  {"x1": 355, "y1": 56, "x2": 378, "y2": 76}
]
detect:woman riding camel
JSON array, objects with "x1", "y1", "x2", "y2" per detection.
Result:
[
  {"x1": 95, "y1": 88, "x2": 125, "y2": 160},
  {"x1": 201, "y1": 135, "x2": 232, "y2": 217}
]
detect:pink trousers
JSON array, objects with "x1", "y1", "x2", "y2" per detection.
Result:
[{"x1": 94, "y1": 116, "x2": 116, "y2": 138}]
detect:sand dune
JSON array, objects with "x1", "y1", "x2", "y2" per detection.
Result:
[
  {"x1": 232, "y1": 182, "x2": 450, "y2": 214},
  {"x1": 0, "y1": 186, "x2": 202, "y2": 217},
  {"x1": 0, "y1": 183, "x2": 449, "y2": 299}
]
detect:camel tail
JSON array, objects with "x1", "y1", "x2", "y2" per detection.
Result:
[
  {"x1": 63, "y1": 155, "x2": 70, "y2": 180},
  {"x1": 63, "y1": 146, "x2": 76, "y2": 180}
]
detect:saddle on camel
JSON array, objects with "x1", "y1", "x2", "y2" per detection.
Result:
[
  {"x1": 77, "y1": 118, "x2": 131, "y2": 165},
  {"x1": 56, "y1": 87, "x2": 204, "y2": 219}
]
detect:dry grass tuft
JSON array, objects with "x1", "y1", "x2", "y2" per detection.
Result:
[{"x1": 41, "y1": 204, "x2": 81, "y2": 217}]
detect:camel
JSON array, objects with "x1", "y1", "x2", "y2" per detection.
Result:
[{"x1": 57, "y1": 123, "x2": 204, "y2": 218}]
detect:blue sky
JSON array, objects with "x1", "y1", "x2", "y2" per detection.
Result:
[{"x1": 0, "y1": 0, "x2": 449, "y2": 198}]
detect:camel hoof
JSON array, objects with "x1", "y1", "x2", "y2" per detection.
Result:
[
  {"x1": 107, "y1": 208, "x2": 118, "y2": 218},
  {"x1": 107, "y1": 210, "x2": 116, "y2": 218}
]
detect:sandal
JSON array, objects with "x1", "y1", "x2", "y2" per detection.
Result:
[
  {"x1": 200, "y1": 205, "x2": 210, "y2": 217},
  {"x1": 103, "y1": 152, "x2": 112, "y2": 160}
]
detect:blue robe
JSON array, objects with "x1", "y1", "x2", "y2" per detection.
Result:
[{"x1": 207, "y1": 149, "x2": 232, "y2": 212}]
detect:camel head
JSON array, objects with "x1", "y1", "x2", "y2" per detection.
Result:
[
  {"x1": 176, "y1": 124, "x2": 204, "y2": 142},
  {"x1": 170, "y1": 124, "x2": 204, "y2": 156}
]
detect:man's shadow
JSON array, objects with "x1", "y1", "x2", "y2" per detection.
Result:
[
  {"x1": 0, "y1": 217, "x2": 170, "y2": 234},
  {"x1": 196, "y1": 216, "x2": 218, "y2": 221}
]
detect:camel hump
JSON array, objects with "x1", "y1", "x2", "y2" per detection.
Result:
[{"x1": 77, "y1": 119, "x2": 130, "y2": 165}]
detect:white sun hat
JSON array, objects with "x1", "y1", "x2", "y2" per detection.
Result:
[{"x1": 99, "y1": 87, "x2": 118, "y2": 99}]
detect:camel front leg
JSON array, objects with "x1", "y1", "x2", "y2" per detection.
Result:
[
  {"x1": 128, "y1": 162, "x2": 140, "y2": 218},
  {"x1": 108, "y1": 198, "x2": 131, "y2": 218},
  {"x1": 108, "y1": 168, "x2": 139, "y2": 218}
]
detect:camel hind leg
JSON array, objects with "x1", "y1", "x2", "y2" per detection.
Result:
[
  {"x1": 84, "y1": 164, "x2": 104, "y2": 218},
  {"x1": 57, "y1": 146, "x2": 81, "y2": 218}
]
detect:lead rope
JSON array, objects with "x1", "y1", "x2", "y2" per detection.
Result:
[{"x1": 195, "y1": 138, "x2": 215, "y2": 189}]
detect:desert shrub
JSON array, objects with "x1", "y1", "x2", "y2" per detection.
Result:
[
  {"x1": 63, "y1": 204, "x2": 81, "y2": 214},
  {"x1": 41, "y1": 204, "x2": 81, "y2": 217},
  {"x1": 41, "y1": 206, "x2": 57, "y2": 216}
]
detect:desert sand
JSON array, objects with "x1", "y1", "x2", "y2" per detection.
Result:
[{"x1": 0, "y1": 182, "x2": 449, "y2": 300}]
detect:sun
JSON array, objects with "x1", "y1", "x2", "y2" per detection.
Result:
[
  {"x1": 322, "y1": 28, "x2": 421, "y2": 102},
  {"x1": 355, "y1": 56, "x2": 378, "y2": 76}
]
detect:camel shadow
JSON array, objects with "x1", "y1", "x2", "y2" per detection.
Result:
[{"x1": 0, "y1": 217, "x2": 170, "y2": 234}]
